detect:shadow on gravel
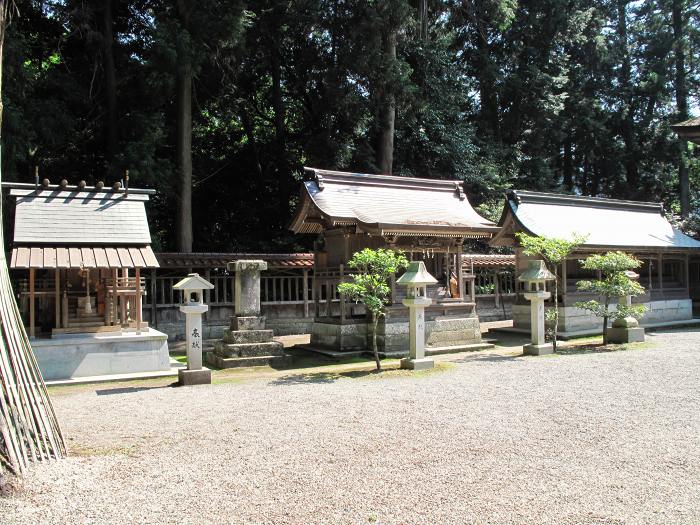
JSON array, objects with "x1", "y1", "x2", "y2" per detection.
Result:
[
  {"x1": 95, "y1": 383, "x2": 176, "y2": 396},
  {"x1": 454, "y1": 353, "x2": 521, "y2": 363},
  {"x1": 269, "y1": 369, "x2": 381, "y2": 386}
]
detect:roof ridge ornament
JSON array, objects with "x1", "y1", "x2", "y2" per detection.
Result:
[
  {"x1": 316, "y1": 173, "x2": 325, "y2": 190},
  {"x1": 454, "y1": 181, "x2": 465, "y2": 200}
]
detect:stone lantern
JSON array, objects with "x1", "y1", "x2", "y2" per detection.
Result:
[
  {"x1": 608, "y1": 270, "x2": 645, "y2": 343},
  {"x1": 173, "y1": 273, "x2": 214, "y2": 385},
  {"x1": 396, "y1": 261, "x2": 438, "y2": 370},
  {"x1": 518, "y1": 260, "x2": 556, "y2": 355}
]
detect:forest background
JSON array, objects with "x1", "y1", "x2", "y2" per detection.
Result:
[{"x1": 1, "y1": 0, "x2": 698, "y2": 253}]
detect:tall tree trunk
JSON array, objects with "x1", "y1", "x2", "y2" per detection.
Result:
[
  {"x1": 617, "y1": 0, "x2": 639, "y2": 193},
  {"x1": 376, "y1": 30, "x2": 396, "y2": 175},
  {"x1": 672, "y1": 0, "x2": 690, "y2": 217},
  {"x1": 418, "y1": 0, "x2": 427, "y2": 39},
  {"x1": 371, "y1": 312, "x2": 381, "y2": 371},
  {"x1": 475, "y1": 20, "x2": 498, "y2": 138},
  {"x1": 175, "y1": 0, "x2": 193, "y2": 252},
  {"x1": 563, "y1": 138, "x2": 573, "y2": 191},
  {"x1": 603, "y1": 296, "x2": 610, "y2": 346},
  {"x1": 101, "y1": 0, "x2": 118, "y2": 177}
]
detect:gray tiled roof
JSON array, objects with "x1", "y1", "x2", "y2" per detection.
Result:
[
  {"x1": 500, "y1": 190, "x2": 700, "y2": 249},
  {"x1": 290, "y1": 168, "x2": 497, "y2": 237},
  {"x1": 11, "y1": 189, "x2": 152, "y2": 245}
]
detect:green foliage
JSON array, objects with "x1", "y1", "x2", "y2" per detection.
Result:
[
  {"x1": 338, "y1": 248, "x2": 409, "y2": 317},
  {"x1": 574, "y1": 251, "x2": 648, "y2": 343},
  {"x1": 516, "y1": 232, "x2": 589, "y2": 266}
]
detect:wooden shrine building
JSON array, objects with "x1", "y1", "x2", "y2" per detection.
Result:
[
  {"x1": 4, "y1": 180, "x2": 170, "y2": 381},
  {"x1": 671, "y1": 116, "x2": 700, "y2": 144},
  {"x1": 290, "y1": 168, "x2": 498, "y2": 355},
  {"x1": 490, "y1": 190, "x2": 700, "y2": 335}
]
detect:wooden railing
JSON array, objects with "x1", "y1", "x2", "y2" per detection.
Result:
[{"x1": 143, "y1": 271, "x2": 313, "y2": 312}]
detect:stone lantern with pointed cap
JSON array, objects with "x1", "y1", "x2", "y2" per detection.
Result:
[
  {"x1": 518, "y1": 260, "x2": 556, "y2": 355},
  {"x1": 173, "y1": 273, "x2": 214, "y2": 385},
  {"x1": 397, "y1": 261, "x2": 438, "y2": 370}
]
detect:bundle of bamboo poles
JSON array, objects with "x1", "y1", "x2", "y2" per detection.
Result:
[
  {"x1": 0, "y1": 0, "x2": 65, "y2": 475},
  {"x1": 0, "y1": 258, "x2": 66, "y2": 474}
]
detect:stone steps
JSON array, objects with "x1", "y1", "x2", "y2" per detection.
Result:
[
  {"x1": 223, "y1": 329, "x2": 274, "y2": 344},
  {"x1": 214, "y1": 340, "x2": 284, "y2": 358}
]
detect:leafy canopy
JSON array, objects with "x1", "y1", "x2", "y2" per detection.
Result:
[
  {"x1": 337, "y1": 248, "x2": 409, "y2": 317},
  {"x1": 575, "y1": 251, "x2": 647, "y2": 321},
  {"x1": 516, "y1": 232, "x2": 589, "y2": 265}
]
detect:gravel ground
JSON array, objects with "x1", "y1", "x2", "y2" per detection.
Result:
[{"x1": 1, "y1": 329, "x2": 699, "y2": 524}]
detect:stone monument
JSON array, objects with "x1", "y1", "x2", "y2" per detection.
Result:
[
  {"x1": 397, "y1": 261, "x2": 438, "y2": 370},
  {"x1": 518, "y1": 260, "x2": 556, "y2": 356},
  {"x1": 208, "y1": 260, "x2": 290, "y2": 368},
  {"x1": 173, "y1": 273, "x2": 214, "y2": 385},
  {"x1": 608, "y1": 270, "x2": 645, "y2": 343}
]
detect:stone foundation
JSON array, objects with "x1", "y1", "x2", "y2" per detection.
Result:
[
  {"x1": 310, "y1": 302, "x2": 484, "y2": 356},
  {"x1": 32, "y1": 328, "x2": 170, "y2": 381},
  {"x1": 513, "y1": 299, "x2": 693, "y2": 333},
  {"x1": 209, "y1": 315, "x2": 289, "y2": 368}
]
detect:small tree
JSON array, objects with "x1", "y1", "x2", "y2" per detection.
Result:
[
  {"x1": 515, "y1": 232, "x2": 587, "y2": 350},
  {"x1": 574, "y1": 251, "x2": 647, "y2": 345},
  {"x1": 338, "y1": 248, "x2": 409, "y2": 370}
]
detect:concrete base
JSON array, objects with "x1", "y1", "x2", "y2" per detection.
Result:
[
  {"x1": 523, "y1": 343, "x2": 554, "y2": 356},
  {"x1": 32, "y1": 328, "x2": 170, "y2": 381},
  {"x1": 178, "y1": 368, "x2": 212, "y2": 386},
  {"x1": 607, "y1": 327, "x2": 645, "y2": 344},
  {"x1": 400, "y1": 357, "x2": 435, "y2": 370}
]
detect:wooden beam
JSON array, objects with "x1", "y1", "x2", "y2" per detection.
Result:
[{"x1": 29, "y1": 269, "x2": 35, "y2": 338}]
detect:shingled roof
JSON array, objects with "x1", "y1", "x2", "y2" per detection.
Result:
[
  {"x1": 289, "y1": 168, "x2": 497, "y2": 238},
  {"x1": 4, "y1": 182, "x2": 159, "y2": 268},
  {"x1": 490, "y1": 190, "x2": 700, "y2": 250},
  {"x1": 671, "y1": 116, "x2": 700, "y2": 144}
]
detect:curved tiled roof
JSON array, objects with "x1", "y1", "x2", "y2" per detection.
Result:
[
  {"x1": 289, "y1": 168, "x2": 498, "y2": 238},
  {"x1": 491, "y1": 190, "x2": 700, "y2": 250}
]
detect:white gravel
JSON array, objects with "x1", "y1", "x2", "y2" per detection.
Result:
[{"x1": 1, "y1": 329, "x2": 699, "y2": 524}]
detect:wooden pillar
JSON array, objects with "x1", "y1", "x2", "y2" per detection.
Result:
[
  {"x1": 648, "y1": 258, "x2": 653, "y2": 290},
  {"x1": 339, "y1": 264, "x2": 346, "y2": 322},
  {"x1": 456, "y1": 241, "x2": 463, "y2": 300},
  {"x1": 54, "y1": 269, "x2": 61, "y2": 329},
  {"x1": 493, "y1": 270, "x2": 500, "y2": 308},
  {"x1": 444, "y1": 245, "x2": 451, "y2": 298},
  {"x1": 29, "y1": 268, "x2": 36, "y2": 338},
  {"x1": 561, "y1": 258, "x2": 568, "y2": 295},
  {"x1": 313, "y1": 273, "x2": 320, "y2": 319},
  {"x1": 121, "y1": 268, "x2": 128, "y2": 325},
  {"x1": 150, "y1": 269, "x2": 157, "y2": 328},
  {"x1": 659, "y1": 252, "x2": 663, "y2": 292},
  {"x1": 135, "y1": 267, "x2": 142, "y2": 334},
  {"x1": 325, "y1": 277, "x2": 332, "y2": 318},
  {"x1": 303, "y1": 269, "x2": 309, "y2": 318}
]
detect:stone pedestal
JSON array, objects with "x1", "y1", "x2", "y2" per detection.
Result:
[
  {"x1": 178, "y1": 296, "x2": 212, "y2": 386},
  {"x1": 400, "y1": 296, "x2": 434, "y2": 370},
  {"x1": 608, "y1": 316, "x2": 645, "y2": 344},
  {"x1": 523, "y1": 291, "x2": 553, "y2": 356},
  {"x1": 178, "y1": 368, "x2": 212, "y2": 386},
  {"x1": 208, "y1": 260, "x2": 291, "y2": 369}
]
